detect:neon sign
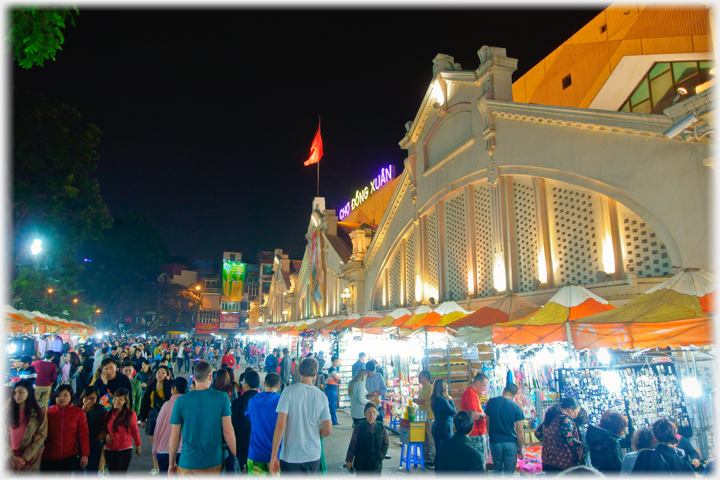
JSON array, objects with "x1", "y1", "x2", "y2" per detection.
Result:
[{"x1": 338, "y1": 165, "x2": 395, "y2": 220}]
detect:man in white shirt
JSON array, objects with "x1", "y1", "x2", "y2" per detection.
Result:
[{"x1": 270, "y1": 357, "x2": 332, "y2": 474}]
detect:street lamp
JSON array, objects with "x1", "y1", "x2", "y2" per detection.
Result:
[
  {"x1": 47, "y1": 289, "x2": 54, "y2": 294},
  {"x1": 31, "y1": 239, "x2": 42, "y2": 256},
  {"x1": 282, "y1": 310, "x2": 289, "y2": 322},
  {"x1": 73, "y1": 299, "x2": 78, "y2": 303},
  {"x1": 96, "y1": 309, "x2": 101, "y2": 313},
  {"x1": 195, "y1": 285, "x2": 201, "y2": 291}
]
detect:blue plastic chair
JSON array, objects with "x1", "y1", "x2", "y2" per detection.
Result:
[{"x1": 399, "y1": 442, "x2": 424, "y2": 470}]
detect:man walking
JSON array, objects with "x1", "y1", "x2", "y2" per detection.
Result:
[
  {"x1": 351, "y1": 352, "x2": 367, "y2": 377},
  {"x1": 365, "y1": 362, "x2": 387, "y2": 422},
  {"x1": 169, "y1": 361, "x2": 236, "y2": 475},
  {"x1": 232, "y1": 370, "x2": 261, "y2": 472},
  {"x1": 485, "y1": 383, "x2": 525, "y2": 476},
  {"x1": 413, "y1": 370, "x2": 435, "y2": 467},
  {"x1": 270, "y1": 357, "x2": 332, "y2": 474},
  {"x1": 279, "y1": 348, "x2": 292, "y2": 392},
  {"x1": 325, "y1": 356, "x2": 341, "y2": 426},
  {"x1": 245, "y1": 372, "x2": 282, "y2": 475},
  {"x1": 265, "y1": 348, "x2": 280, "y2": 374},
  {"x1": 460, "y1": 373, "x2": 490, "y2": 471},
  {"x1": 31, "y1": 351, "x2": 57, "y2": 407}
]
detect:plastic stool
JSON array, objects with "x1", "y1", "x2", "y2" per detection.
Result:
[
  {"x1": 399, "y1": 442, "x2": 424, "y2": 470},
  {"x1": 390, "y1": 416, "x2": 400, "y2": 429}
]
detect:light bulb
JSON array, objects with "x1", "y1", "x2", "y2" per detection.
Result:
[
  {"x1": 597, "y1": 348, "x2": 611, "y2": 364},
  {"x1": 602, "y1": 370, "x2": 622, "y2": 394},
  {"x1": 682, "y1": 377, "x2": 702, "y2": 398}
]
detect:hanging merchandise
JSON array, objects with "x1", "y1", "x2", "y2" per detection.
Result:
[{"x1": 557, "y1": 363, "x2": 691, "y2": 448}]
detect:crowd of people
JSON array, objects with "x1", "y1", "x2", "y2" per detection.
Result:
[{"x1": 4, "y1": 334, "x2": 714, "y2": 477}]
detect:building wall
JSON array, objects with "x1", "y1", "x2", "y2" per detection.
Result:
[
  {"x1": 361, "y1": 51, "x2": 712, "y2": 312},
  {"x1": 512, "y1": 4, "x2": 713, "y2": 110},
  {"x1": 342, "y1": 176, "x2": 401, "y2": 225}
]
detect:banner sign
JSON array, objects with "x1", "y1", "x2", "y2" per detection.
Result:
[
  {"x1": 222, "y1": 261, "x2": 246, "y2": 302},
  {"x1": 338, "y1": 165, "x2": 394, "y2": 220},
  {"x1": 220, "y1": 313, "x2": 240, "y2": 324},
  {"x1": 308, "y1": 230, "x2": 324, "y2": 317},
  {"x1": 195, "y1": 322, "x2": 219, "y2": 335}
]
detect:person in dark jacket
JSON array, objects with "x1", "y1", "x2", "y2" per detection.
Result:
[
  {"x1": 264, "y1": 349, "x2": 279, "y2": 374},
  {"x1": 435, "y1": 411, "x2": 485, "y2": 473},
  {"x1": 669, "y1": 418, "x2": 702, "y2": 470},
  {"x1": 587, "y1": 409, "x2": 628, "y2": 474},
  {"x1": 232, "y1": 370, "x2": 260, "y2": 472},
  {"x1": 79, "y1": 385, "x2": 109, "y2": 474},
  {"x1": 574, "y1": 407, "x2": 591, "y2": 467},
  {"x1": 631, "y1": 418, "x2": 693, "y2": 475},
  {"x1": 430, "y1": 378, "x2": 457, "y2": 452},
  {"x1": 95, "y1": 357, "x2": 133, "y2": 407}
]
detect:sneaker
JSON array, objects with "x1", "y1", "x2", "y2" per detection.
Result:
[
  {"x1": 425, "y1": 462, "x2": 435, "y2": 469},
  {"x1": 148, "y1": 469, "x2": 159, "y2": 476},
  {"x1": 98, "y1": 471, "x2": 108, "y2": 478}
]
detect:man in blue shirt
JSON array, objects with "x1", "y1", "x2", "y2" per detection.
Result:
[
  {"x1": 169, "y1": 362, "x2": 236, "y2": 475},
  {"x1": 365, "y1": 361, "x2": 388, "y2": 423},
  {"x1": 351, "y1": 352, "x2": 367, "y2": 377}
]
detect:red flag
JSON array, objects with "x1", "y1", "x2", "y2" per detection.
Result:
[{"x1": 303, "y1": 121, "x2": 323, "y2": 166}]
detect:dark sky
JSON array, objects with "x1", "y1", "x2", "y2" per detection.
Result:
[{"x1": 13, "y1": 8, "x2": 605, "y2": 262}]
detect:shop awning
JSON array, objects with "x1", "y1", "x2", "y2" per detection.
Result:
[
  {"x1": 447, "y1": 294, "x2": 540, "y2": 328},
  {"x1": 322, "y1": 315, "x2": 347, "y2": 331},
  {"x1": 353, "y1": 311, "x2": 383, "y2": 329},
  {"x1": 492, "y1": 285, "x2": 615, "y2": 345},
  {"x1": 570, "y1": 269, "x2": 717, "y2": 349},
  {"x1": 308, "y1": 317, "x2": 336, "y2": 331},
  {"x1": 338, "y1": 313, "x2": 362, "y2": 329},
  {"x1": 367, "y1": 308, "x2": 413, "y2": 328},
  {"x1": 403, "y1": 302, "x2": 468, "y2": 332},
  {"x1": 399, "y1": 305, "x2": 434, "y2": 329}
]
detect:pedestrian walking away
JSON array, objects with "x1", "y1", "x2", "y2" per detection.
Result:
[
  {"x1": 270, "y1": 357, "x2": 332, "y2": 475},
  {"x1": 168, "y1": 361, "x2": 236, "y2": 476},
  {"x1": 485, "y1": 382, "x2": 525, "y2": 476}
]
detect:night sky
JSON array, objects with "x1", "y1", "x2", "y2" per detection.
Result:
[{"x1": 13, "y1": 8, "x2": 605, "y2": 262}]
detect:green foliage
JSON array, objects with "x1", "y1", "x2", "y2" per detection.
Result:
[
  {"x1": 9, "y1": 7, "x2": 78, "y2": 69},
  {"x1": 11, "y1": 266, "x2": 96, "y2": 323},
  {"x1": 13, "y1": 91, "x2": 112, "y2": 268},
  {"x1": 100, "y1": 282, "x2": 201, "y2": 334}
]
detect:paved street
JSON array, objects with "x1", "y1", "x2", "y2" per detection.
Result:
[{"x1": 126, "y1": 359, "x2": 432, "y2": 476}]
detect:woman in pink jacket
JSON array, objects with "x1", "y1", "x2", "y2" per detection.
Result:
[{"x1": 102, "y1": 388, "x2": 141, "y2": 474}]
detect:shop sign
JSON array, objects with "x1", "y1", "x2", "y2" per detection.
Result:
[
  {"x1": 222, "y1": 261, "x2": 246, "y2": 302},
  {"x1": 220, "y1": 313, "x2": 240, "y2": 325},
  {"x1": 462, "y1": 346, "x2": 479, "y2": 360},
  {"x1": 338, "y1": 165, "x2": 395, "y2": 220},
  {"x1": 195, "y1": 322, "x2": 219, "y2": 335}
]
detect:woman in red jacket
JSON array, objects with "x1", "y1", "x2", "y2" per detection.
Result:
[
  {"x1": 102, "y1": 388, "x2": 142, "y2": 473},
  {"x1": 41, "y1": 385, "x2": 89, "y2": 472},
  {"x1": 221, "y1": 348, "x2": 236, "y2": 370}
]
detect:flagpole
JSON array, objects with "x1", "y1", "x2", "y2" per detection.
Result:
[{"x1": 317, "y1": 116, "x2": 321, "y2": 197}]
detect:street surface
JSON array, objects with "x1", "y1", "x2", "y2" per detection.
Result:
[{"x1": 127, "y1": 357, "x2": 432, "y2": 476}]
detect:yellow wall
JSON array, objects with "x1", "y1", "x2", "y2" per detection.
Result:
[
  {"x1": 512, "y1": 4, "x2": 713, "y2": 108},
  {"x1": 343, "y1": 176, "x2": 400, "y2": 225}
]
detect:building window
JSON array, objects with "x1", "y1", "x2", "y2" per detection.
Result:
[
  {"x1": 619, "y1": 60, "x2": 715, "y2": 115},
  {"x1": 262, "y1": 265, "x2": 274, "y2": 276},
  {"x1": 229, "y1": 253, "x2": 236, "y2": 261},
  {"x1": 262, "y1": 282, "x2": 271, "y2": 294},
  {"x1": 562, "y1": 74, "x2": 572, "y2": 90}
]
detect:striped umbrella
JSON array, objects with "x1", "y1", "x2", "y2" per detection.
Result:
[
  {"x1": 492, "y1": 285, "x2": 614, "y2": 345},
  {"x1": 573, "y1": 268, "x2": 716, "y2": 349},
  {"x1": 447, "y1": 294, "x2": 540, "y2": 328},
  {"x1": 353, "y1": 311, "x2": 383, "y2": 329},
  {"x1": 400, "y1": 305, "x2": 434, "y2": 329}
]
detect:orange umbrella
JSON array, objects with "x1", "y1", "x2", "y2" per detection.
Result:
[
  {"x1": 338, "y1": 313, "x2": 362, "y2": 329},
  {"x1": 447, "y1": 294, "x2": 540, "y2": 328},
  {"x1": 572, "y1": 268, "x2": 717, "y2": 349},
  {"x1": 353, "y1": 311, "x2": 383, "y2": 329},
  {"x1": 322, "y1": 315, "x2": 347, "y2": 332},
  {"x1": 400, "y1": 305, "x2": 434, "y2": 329},
  {"x1": 366, "y1": 308, "x2": 413, "y2": 329},
  {"x1": 492, "y1": 285, "x2": 614, "y2": 345}
]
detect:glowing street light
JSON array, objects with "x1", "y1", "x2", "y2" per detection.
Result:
[
  {"x1": 31, "y1": 239, "x2": 42, "y2": 255},
  {"x1": 47, "y1": 288, "x2": 54, "y2": 294},
  {"x1": 96, "y1": 309, "x2": 102, "y2": 313},
  {"x1": 195, "y1": 285, "x2": 201, "y2": 291},
  {"x1": 73, "y1": 298, "x2": 78, "y2": 303}
]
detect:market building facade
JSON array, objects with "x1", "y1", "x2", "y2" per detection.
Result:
[{"x1": 289, "y1": 3, "x2": 714, "y2": 322}]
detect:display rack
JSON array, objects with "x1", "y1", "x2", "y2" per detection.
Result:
[
  {"x1": 428, "y1": 346, "x2": 491, "y2": 409},
  {"x1": 557, "y1": 363, "x2": 691, "y2": 448}
]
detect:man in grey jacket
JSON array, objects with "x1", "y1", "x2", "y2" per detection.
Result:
[{"x1": 279, "y1": 348, "x2": 292, "y2": 392}]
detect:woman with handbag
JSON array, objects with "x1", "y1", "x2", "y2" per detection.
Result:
[
  {"x1": 430, "y1": 378, "x2": 456, "y2": 451},
  {"x1": 348, "y1": 369, "x2": 369, "y2": 427},
  {"x1": 5, "y1": 380, "x2": 47, "y2": 473}
]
